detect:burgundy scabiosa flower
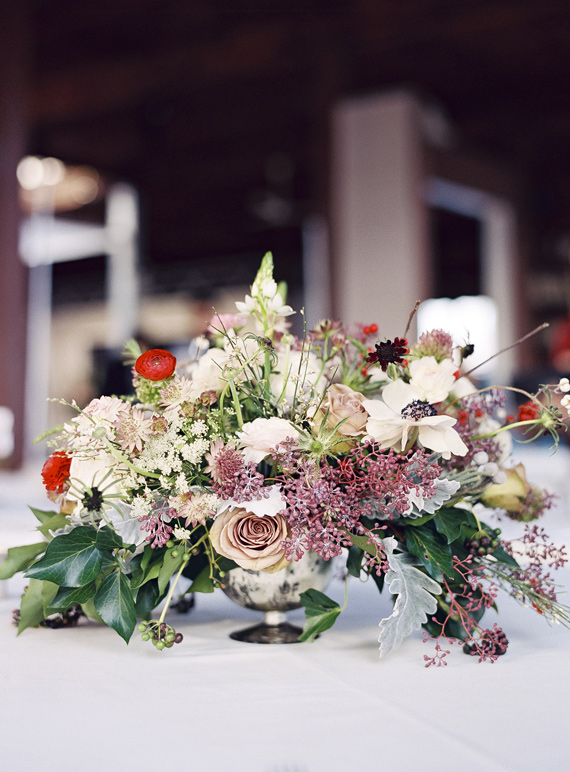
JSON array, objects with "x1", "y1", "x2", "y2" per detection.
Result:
[{"x1": 367, "y1": 337, "x2": 409, "y2": 371}]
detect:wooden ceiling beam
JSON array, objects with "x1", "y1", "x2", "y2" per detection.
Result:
[{"x1": 30, "y1": 19, "x2": 305, "y2": 124}]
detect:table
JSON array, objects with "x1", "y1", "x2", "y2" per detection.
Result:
[{"x1": 1, "y1": 451, "x2": 570, "y2": 772}]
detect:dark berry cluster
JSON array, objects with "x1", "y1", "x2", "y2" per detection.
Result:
[
  {"x1": 465, "y1": 529, "x2": 501, "y2": 556},
  {"x1": 464, "y1": 628, "x2": 509, "y2": 658},
  {"x1": 139, "y1": 620, "x2": 184, "y2": 650},
  {"x1": 12, "y1": 605, "x2": 84, "y2": 629}
]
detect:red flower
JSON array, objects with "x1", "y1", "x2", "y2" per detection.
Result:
[
  {"x1": 135, "y1": 349, "x2": 176, "y2": 381},
  {"x1": 518, "y1": 401, "x2": 540, "y2": 422},
  {"x1": 41, "y1": 453, "x2": 72, "y2": 494},
  {"x1": 366, "y1": 337, "x2": 409, "y2": 371}
]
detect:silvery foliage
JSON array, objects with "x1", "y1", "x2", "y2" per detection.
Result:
[
  {"x1": 378, "y1": 537, "x2": 442, "y2": 658},
  {"x1": 369, "y1": 476, "x2": 460, "y2": 520}
]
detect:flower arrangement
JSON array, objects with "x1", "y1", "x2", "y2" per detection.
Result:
[{"x1": 3, "y1": 253, "x2": 570, "y2": 664}]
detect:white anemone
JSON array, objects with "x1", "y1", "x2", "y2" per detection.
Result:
[{"x1": 362, "y1": 380, "x2": 468, "y2": 460}]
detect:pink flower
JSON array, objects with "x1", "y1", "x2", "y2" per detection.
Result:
[
  {"x1": 236, "y1": 416, "x2": 301, "y2": 465},
  {"x1": 210, "y1": 492, "x2": 289, "y2": 571},
  {"x1": 313, "y1": 384, "x2": 368, "y2": 451}
]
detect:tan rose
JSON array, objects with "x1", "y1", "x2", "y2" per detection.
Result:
[
  {"x1": 314, "y1": 384, "x2": 368, "y2": 452},
  {"x1": 210, "y1": 506, "x2": 290, "y2": 572},
  {"x1": 481, "y1": 463, "x2": 532, "y2": 513}
]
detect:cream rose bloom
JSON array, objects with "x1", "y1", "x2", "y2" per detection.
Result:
[
  {"x1": 314, "y1": 384, "x2": 369, "y2": 452},
  {"x1": 210, "y1": 491, "x2": 289, "y2": 572},
  {"x1": 236, "y1": 416, "x2": 301, "y2": 464}
]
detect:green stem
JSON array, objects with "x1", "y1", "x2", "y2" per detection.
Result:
[
  {"x1": 101, "y1": 436, "x2": 161, "y2": 479},
  {"x1": 472, "y1": 419, "x2": 539, "y2": 440},
  {"x1": 228, "y1": 380, "x2": 244, "y2": 427},
  {"x1": 158, "y1": 559, "x2": 187, "y2": 626}
]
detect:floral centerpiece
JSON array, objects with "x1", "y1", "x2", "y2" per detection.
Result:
[{"x1": 3, "y1": 253, "x2": 570, "y2": 664}]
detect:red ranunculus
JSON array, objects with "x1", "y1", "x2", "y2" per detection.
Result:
[
  {"x1": 135, "y1": 349, "x2": 176, "y2": 381},
  {"x1": 41, "y1": 452, "x2": 72, "y2": 494},
  {"x1": 518, "y1": 400, "x2": 540, "y2": 422}
]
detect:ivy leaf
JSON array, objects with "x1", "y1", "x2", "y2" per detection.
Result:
[
  {"x1": 134, "y1": 578, "x2": 167, "y2": 615},
  {"x1": 0, "y1": 542, "x2": 46, "y2": 580},
  {"x1": 25, "y1": 527, "x2": 103, "y2": 587},
  {"x1": 29, "y1": 507, "x2": 59, "y2": 525},
  {"x1": 433, "y1": 507, "x2": 476, "y2": 545},
  {"x1": 406, "y1": 524, "x2": 454, "y2": 581},
  {"x1": 378, "y1": 537, "x2": 442, "y2": 658},
  {"x1": 348, "y1": 530, "x2": 384, "y2": 559},
  {"x1": 189, "y1": 566, "x2": 215, "y2": 594},
  {"x1": 48, "y1": 581, "x2": 97, "y2": 612},
  {"x1": 94, "y1": 571, "x2": 136, "y2": 643},
  {"x1": 17, "y1": 579, "x2": 58, "y2": 635},
  {"x1": 298, "y1": 588, "x2": 341, "y2": 643},
  {"x1": 346, "y1": 545, "x2": 364, "y2": 578},
  {"x1": 95, "y1": 526, "x2": 125, "y2": 552},
  {"x1": 491, "y1": 545, "x2": 520, "y2": 568},
  {"x1": 81, "y1": 598, "x2": 105, "y2": 624},
  {"x1": 157, "y1": 547, "x2": 185, "y2": 594}
]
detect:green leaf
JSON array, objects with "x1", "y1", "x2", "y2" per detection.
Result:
[
  {"x1": 29, "y1": 507, "x2": 59, "y2": 524},
  {"x1": 17, "y1": 578, "x2": 58, "y2": 634},
  {"x1": 406, "y1": 511, "x2": 438, "y2": 527},
  {"x1": 25, "y1": 526, "x2": 103, "y2": 587},
  {"x1": 36, "y1": 512, "x2": 69, "y2": 540},
  {"x1": 433, "y1": 507, "x2": 475, "y2": 545},
  {"x1": 406, "y1": 525, "x2": 454, "y2": 581},
  {"x1": 298, "y1": 588, "x2": 341, "y2": 643},
  {"x1": 491, "y1": 545, "x2": 520, "y2": 568},
  {"x1": 94, "y1": 571, "x2": 136, "y2": 643},
  {"x1": 81, "y1": 598, "x2": 105, "y2": 624},
  {"x1": 346, "y1": 545, "x2": 364, "y2": 578},
  {"x1": 189, "y1": 566, "x2": 215, "y2": 594},
  {"x1": 157, "y1": 547, "x2": 185, "y2": 594},
  {"x1": 0, "y1": 542, "x2": 46, "y2": 580},
  {"x1": 130, "y1": 547, "x2": 163, "y2": 588},
  {"x1": 134, "y1": 578, "x2": 167, "y2": 615},
  {"x1": 96, "y1": 526, "x2": 125, "y2": 552},
  {"x1": 48, "y1": 581, "x2": 97, "y2": 612},
  {"x1": 348, "y1": 531, "x2": 384, "y2": 559}
]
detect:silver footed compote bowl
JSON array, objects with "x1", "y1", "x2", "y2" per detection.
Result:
[{"x1": 221, "y1": 551, "x2": 336, "y2": 643}]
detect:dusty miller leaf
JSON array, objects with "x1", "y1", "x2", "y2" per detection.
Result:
[{"x1": 378, "y1": 537, "x2": 442, "y2": 659}]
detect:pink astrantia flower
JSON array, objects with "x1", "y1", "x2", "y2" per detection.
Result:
[
  {"x1": 114, "y1": 407, "x2": 152, "y2": 453},
  {"x1": 363, "y1": 380, "x2": 468, "y2": 460}
]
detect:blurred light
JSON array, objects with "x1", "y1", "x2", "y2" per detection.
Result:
[
  {"x1": 17, "y1": 155, "x2": 104, "y2": 213},
  {"x1": 70, "y1": 171, "x2": 100, "y2": 205},
  {"x1": 16, "y1": 156, "x2": 44, "y2": 190},
  {"x1": 41, "y1": 157, "x2": 65, "y2": 186}
]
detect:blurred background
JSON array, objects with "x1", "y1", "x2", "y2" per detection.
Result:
[{"x1": 2, "y1": 0, "x2": 570, "y2": 469}]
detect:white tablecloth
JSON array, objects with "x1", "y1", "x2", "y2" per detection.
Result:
[{"x1": 1, "y1": 451, "x2": 570, "y2": 772}]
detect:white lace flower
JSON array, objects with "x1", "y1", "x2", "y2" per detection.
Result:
[{"x1": 363, "y1": 380, "x2": 468, "y2": 460}]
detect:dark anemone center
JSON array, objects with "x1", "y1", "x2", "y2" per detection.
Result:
[
  {"x1": 82, "y1": 486, "x2": 105, "y2": 512},
  {"x1": 401, "y1": 400, "x2": 437, "y2": 421}
]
